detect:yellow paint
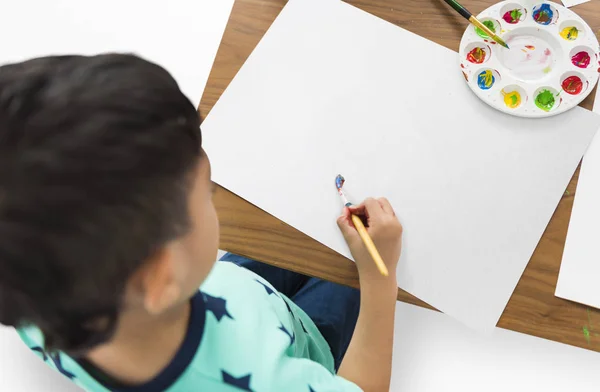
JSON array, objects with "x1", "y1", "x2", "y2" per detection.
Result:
[
  {"x1": 503, "y1": 90, "x2": 522, "y2": 109},
  {"x1": 560, "y1": 26, "x2": 579, "y2": 41}
]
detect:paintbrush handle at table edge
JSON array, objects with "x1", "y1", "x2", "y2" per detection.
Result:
[
  {"x1": 351, "y1": 214, "x2": 390, "y2": 277},
  {"x1": 442, "y1": 0, "x2": 472, "y2": 20}
]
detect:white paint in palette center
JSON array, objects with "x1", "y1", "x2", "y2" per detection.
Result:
[{"x1": 501, "y1": 35, "x2": 554, "y2": 81}]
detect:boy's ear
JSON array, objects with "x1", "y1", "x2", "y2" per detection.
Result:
[{"x1": 140, "y1": 248, "x2": 182, "y2": 315}]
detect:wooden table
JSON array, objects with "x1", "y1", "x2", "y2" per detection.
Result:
[{"x1": 200, "y1": 0, "x2": 600, "y2": 352}]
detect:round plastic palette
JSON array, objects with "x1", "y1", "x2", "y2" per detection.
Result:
[{"x1": 459, "y1": 1, "x2": 600, "y2": 118}]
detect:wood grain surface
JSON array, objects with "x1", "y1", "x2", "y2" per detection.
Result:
[{"x1": 200, "y1": 0, "x2": 600, "y2": 352}]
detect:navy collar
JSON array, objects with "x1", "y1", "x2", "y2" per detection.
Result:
[{"x1": 78, "y1": 291, "x2": 206, "y2": 392}]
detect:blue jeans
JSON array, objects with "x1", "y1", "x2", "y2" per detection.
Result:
[{"x1": 219, "y1": 253, "x2": 360, "y2": 370}]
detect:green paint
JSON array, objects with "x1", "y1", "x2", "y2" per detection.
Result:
[
  {"x1": 543, "y1": 66, "x2": 552, "y2": 74},
  {"x1": 475, "y1": 20, "x2": 496, "y2": 39},
  {"x1": 583, "y1": 326, "x2": 591, "y2": 344},
  {"x1": 564, "y1": 190, "x2": 570, "y2": 196},
  {"x1": 511, "y1": 9, "x2": 523, "y2": 21},
  {"x1": 535, "y1": 89, "x2": 556, "y2": 112}
]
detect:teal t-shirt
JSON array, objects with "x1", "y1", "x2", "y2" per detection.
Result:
[{"x1": 17, "y1": 261, "x2": 362, "y2": 391}]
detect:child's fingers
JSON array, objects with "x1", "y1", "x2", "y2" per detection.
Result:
[
  {"x1": 337, "y1": 207, "x2": 359, "y2": 240},
  {"x1": 377, "y1": 197, "x2": 395, "y2": 216},
  {"x1": 364, "y1": 197, "x2": 385, "y2": 220},
  {"x1": 348, "y1": 203, "x2": 366, "y2": 217}
]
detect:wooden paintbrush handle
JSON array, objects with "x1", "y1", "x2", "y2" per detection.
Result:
[{"x1": 351, "y1": 214, "x2": 389, "y2": 277}]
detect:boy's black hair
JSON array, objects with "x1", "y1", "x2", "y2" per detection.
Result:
[{"x1": 0, "y1": 54, "x2": 202, "y2": 354}]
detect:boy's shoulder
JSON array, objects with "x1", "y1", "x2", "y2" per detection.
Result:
[{"x1": 17, "y1": 261, "x2": 342, "y2": 392}]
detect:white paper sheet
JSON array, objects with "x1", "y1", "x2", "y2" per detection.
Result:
[
  {"x1": 555, "y1": 85, "x2": 600, "y2": 307},
  {"x1": 561, "y1": 0, "x2": 591, "y2": 7},
  {"x1": 390, "y1": 302, "x2": 600, "y2": 391},
  {"x1": 0, "y1": 0, "x2": 234, "y2": 107},
  {"x1": 202, "y1": 0, "x2": 600, "y2": 331}
]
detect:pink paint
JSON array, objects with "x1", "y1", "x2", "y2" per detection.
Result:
[
  {"x1": 572, "y1": 51, "x2": 591, "y2": 68},
  {"x1": 540, "y1": 48, "x2": 552, "y2": 64}
]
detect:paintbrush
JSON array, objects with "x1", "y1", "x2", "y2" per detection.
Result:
[
  {"x1": 443, "y1": 0, "x2": 510, "y2": 49},
  {"x1": 335, "y1": 175, "x2": 389, "y2": 277}
]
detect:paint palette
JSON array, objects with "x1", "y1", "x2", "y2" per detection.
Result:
[{"x1": 459, "y1": 1, "x2": 599, "y2": 118}]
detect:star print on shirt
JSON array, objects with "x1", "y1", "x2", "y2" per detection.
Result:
[
  {"x1": 299, "y1": 318, "x2": 308, "y2": 334},
  {"x1": 278, "y1": 322, "x2": 296, "y2": 346},
  {"x1": 202, "y1": 293, "x2": 234, "y2": 322},
  {"x1": 31, "y1": 347, "x2": 75, "y2": 379},
  {"x1": 282, "y1": 297, "x2": 294, "y2": 314},
  {"x1": 222, "y1": 370, "x2": 253, "y2": 391},
  {"x1": 254, "y1": 279, "x2": 277, "y2": 296},
  {"x1": 31, "y1": 346, "x2": 47, "y2": 360}
]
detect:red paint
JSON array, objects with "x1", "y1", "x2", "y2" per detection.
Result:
[
  {"x1": 544, "y1": 48, "x2": 551, "y2": 56},
  {"x1": 525, "y1": 45, "x2": 535, "y2": 50},
  {"x1": 572, "y1": 51, "x2": 591, "y2": 68},
  {"x1": 502, "y1": 9, "x2": 522, "y2": 24},
  {"x1": 466, "y1": 47, "x2": 486, "y2": 64},
  {"x1": 561, "y1": 75, "x2": 583, "y2": 95}
]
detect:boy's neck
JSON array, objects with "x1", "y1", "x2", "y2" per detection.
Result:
[{"x1": 85, "y1": 300, "x2": 191, "y2": 386}]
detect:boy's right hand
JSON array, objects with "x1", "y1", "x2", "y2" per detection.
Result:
[{"x1": 337, "y1": 197, "x2": 402, "y2": 286}]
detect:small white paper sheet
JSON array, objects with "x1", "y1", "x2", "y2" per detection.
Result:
[
  {"x1": 561, "y1": 0, "x2": 591, "y2": 7},
  {"x1": 390, "y1": 302, "x2": 600, "y2": 391},
  {"x1": 0, "y1": 0, "x2": 235, "y2": 107},
  {"x1": 202, "y1": 0, "x2": 600, "y2": 331},
  {"x1": 556, "y1": 86, "x2": 600, "y2": 308}
]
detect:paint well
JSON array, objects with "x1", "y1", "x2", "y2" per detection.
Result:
[
  {"x1": 503, "y1": 90, "x2": 521, "y2": 108},
  {"x1": 475, "y1": 20, "x2": 496, "y2": 39},
  {"x1": 502, "y1": 9, "x2": 523, "y2": 24},
  {"x1": 501, "y1": 35, "x2": 554, "y2": 81},
  {"x1": 477, "y1": 70, "x2": 495, "y2": 89},
  {"x1": 534, "y1": 89, "x2": 556, "y2": 111},
  {"x1": 572, "y1": 51, "x2": 591, "y2": 68},
  {"x1": 562, "y1": 75, "x2": 584, "y2": 95},
  {"x1": 560, "y1": 26, "x2": 579, "y2": 41},
  {"x1": 467, "y1": 47, "x2": 486, "y2": 64},
  {"x1": 532, "y1": 4, "x2": 556, "y2": 25}
]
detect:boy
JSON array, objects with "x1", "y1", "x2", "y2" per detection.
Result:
[{"x1": 0, "y1": 54, "x2": 403, "y2": 391}]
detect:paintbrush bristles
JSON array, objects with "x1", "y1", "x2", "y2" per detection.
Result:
[{"x1": 469, "y1": 16, "x2": 510, "y2": 49}]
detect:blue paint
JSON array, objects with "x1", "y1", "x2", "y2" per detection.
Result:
[
  {"x1": 477, "y1": 70, "x2": 495, "y2": 90},
  {"x1": 335, "y1": 174, "x2": 345, "y2": 190},
  {"x1": 533, "y1": 4, "x2": 554, "y2": 25}
]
